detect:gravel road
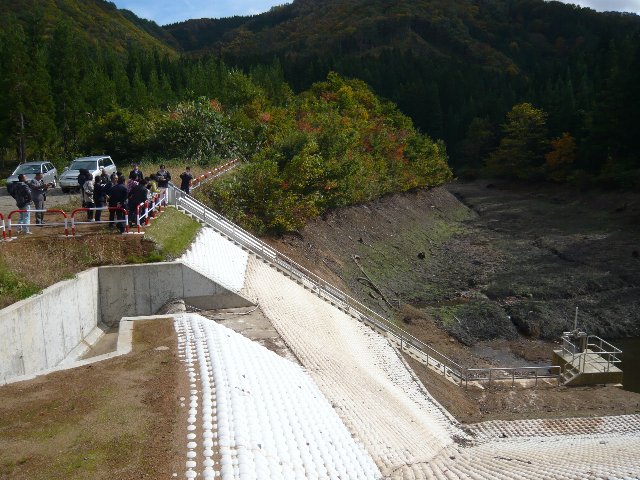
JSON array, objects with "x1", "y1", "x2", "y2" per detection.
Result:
[{"x1": 0, "y1": 186, "x2": 81, "y2": 215}]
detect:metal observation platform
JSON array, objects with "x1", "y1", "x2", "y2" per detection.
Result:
[{"x1": 553, "y1": 330, "x2": 623, "y2": 386}]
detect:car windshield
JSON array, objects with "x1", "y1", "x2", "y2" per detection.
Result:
[
  {"x1": 69, "y1": 160, "x2": 97, "y2": 170},
  {"x1": 13, "y1": 164, "x2": 41, "y2": 175}
]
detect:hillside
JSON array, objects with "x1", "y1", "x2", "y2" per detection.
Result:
[
  {"x1": 166, "y1": 0, "x2": 640, "y2": 182},
  {"x1": 0, "y1": 0, "x2": 176, "y2": 56},
  {"x1": 269, "y1": 181, "x2": 640, "y2": 345}
]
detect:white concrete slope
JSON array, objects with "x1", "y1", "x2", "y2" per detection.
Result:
[
  {"x1": 242, "y1": 257, "x2": 466, "y2": 478},
  {"x1": 180, "y1": 228, "x2": 249, "y2": 293},
  {"x1": 186, "y1": 227, "x2": 640, "y2": 479},
  {"x1": 175, "y1": 313, "x2": 381, "y2": 480}
]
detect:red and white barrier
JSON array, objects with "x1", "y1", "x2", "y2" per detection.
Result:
[
  {"x1": 135, "y1": 189, "x2": 169, "y2": 232},
  {"x1": 2, "y1": 184, "x2": 168, "y2": 238},
  {"x1": 189, "y1": 159, "x2": 239, "y2": 190},
  {"x1": 71, "y1": 207, "x2": 129, "y2": 235},
  {"x1": 135, "y1": 201, "x2": 149, "y2": 233},
  {"x1": 7, "y1": 209, "x2": 69, "y2": 238}
]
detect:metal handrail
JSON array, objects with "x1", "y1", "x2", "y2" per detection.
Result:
[
  {"x1": 560, "y1": 332, "x2": 622, "y2": 375},
  {"x1": 466, "y1": 366, "x2": 562, "y2": 387},
  {"x1": 170, "y1": 185, "x2": 560, "y2": 387}
]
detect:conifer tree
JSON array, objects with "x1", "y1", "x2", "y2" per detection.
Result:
[
  {"x1": 0, "y1": 19, "x2": 55, "y2": 162},
  {"x1": 486, "y1": 103, "x2": 549, "y2": 179}
]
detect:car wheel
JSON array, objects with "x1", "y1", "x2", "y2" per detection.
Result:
[{"x1": 61, "y1": 187, "x2": 70, "y2": 193}]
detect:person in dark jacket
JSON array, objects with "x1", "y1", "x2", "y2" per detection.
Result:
[
  {"x1": 104, "y1": 172, "x2": 117, "y2": 198},
  {"x1": 128, "y1": 178, "x2": 148, "y2": 226},
  {"x1": 180, "y1": 167, "x2": 193, "y2": 194},
  {"x1": 99, "y1": 168, "x2": 110, "y2": 184},
  {"x1": 156, "y1": 165, "x2": 171, "y2": 188},
  {"x1": 93, "y1": 175, "x2": 107, "y2": 222},
  {"x1": 129, "y1": 164, "x2": 144, "y2": 182},
  {"x1": 14, "y1": 174, "x2": 32, "y2": 234},
  {"x1": 108, "y1": 176, "x2": 128, "y2": 233}
]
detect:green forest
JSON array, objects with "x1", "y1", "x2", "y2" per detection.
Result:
[
  {"x1": 168, "y1": 0, "x2": 640, "y2": 188},
  {"x1": 1, "y1": 0, "x2": 639, "y2": 232},
  {"x1": 0, "y1": 10, "x2": 450, "y2": 233}
]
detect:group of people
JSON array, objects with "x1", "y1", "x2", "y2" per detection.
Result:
[
  {"x1": 8, "y1": 173, "x2": 53, "y2": 234},
  {"x1": 77, "y1": 164, "x2": 174, "y2": 233},
  {"x1": 9, "y1": 164, "x2": 183, "y2": 235}
]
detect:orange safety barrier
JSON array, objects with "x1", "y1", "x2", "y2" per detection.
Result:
[{"x1": 0, "y1": 212, "x2": 5, "y2": 240}]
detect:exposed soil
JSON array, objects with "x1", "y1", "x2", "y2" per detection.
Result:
[
  {"x1": 267, "y1": 180, "x2": 640, "y2": 343},
  {"x1": 266, "y1": 180, "x2": 640, "y2": 420},
  {"x1": 404, "y1": 354, "x2": 640, "y2": 424},
  {"x1": 0, "y1": 234, "x2": 157, "y2": 309},
  {"x1": 0, "y1": 319, "x2": 185, "y2": 480}
]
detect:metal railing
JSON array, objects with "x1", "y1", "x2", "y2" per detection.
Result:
[
  {"x1": 466, "y1": 366, "x2": 562, "y2": 388},
  {"x1": 170, "y1": 185, "x2": 561, "y2": 387},
  {"x1": 7, "y1": 208, "x2": 69, "y2": 237},
  {"x1": 561, "y1": 332, "x2": 622, "y2": 374},
  {"x1": 70, "y1": 207, "x2": 130, "y2": 235}
]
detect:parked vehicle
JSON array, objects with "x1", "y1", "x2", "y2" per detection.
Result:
[
  {"x1": 6, "y1": 161, "x2": 58, "y2": 187},
  {"x1": 59, "y1": 156, "x2": 117, "y2": 193}
]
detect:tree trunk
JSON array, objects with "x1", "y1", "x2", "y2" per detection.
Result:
[{"x1": 17, "y1": 112, "x2": 26, "y2": 163}]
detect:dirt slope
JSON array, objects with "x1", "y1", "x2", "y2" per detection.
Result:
[
  {"x1": 266, "y1": 180, "x2": 640, "y2": 420},
  {"x1": 268, "y1": 181, "x2": 640, "y2": 346}
]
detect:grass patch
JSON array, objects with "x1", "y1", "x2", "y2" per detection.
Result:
[
  {"x1": 0, "y1": 235, "x2": 157, "y2": 309},
  {"x1": 0, "y1": 259, "x2": 40, "y2": 303},
  {"x1": 144, "y1": 207, "x2": 201, "y2": 259},
  {"x1": 126, "y1": 250, "x2": 165, "y2": 264}
]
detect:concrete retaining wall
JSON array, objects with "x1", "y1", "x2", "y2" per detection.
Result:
[
  {"x1": 1, "y1": 261, "x2": 252, "y2": 384},
  {"x1": 98, "y1": 262, "x2": 251, "y2": 327},
  {"x1": 0, "y1": 269, "x2": 100, "y2": 383}
]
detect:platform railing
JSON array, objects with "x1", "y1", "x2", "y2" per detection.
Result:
[
  {"x1": 586, "y1": 335, "x2": 622, "y2": 373},
  {"x1": 560, "y1": 332, "x2": 622, "y2": 374},
  {"x1": 170, "y1": 185, "x2": 561, "y2": 387}
]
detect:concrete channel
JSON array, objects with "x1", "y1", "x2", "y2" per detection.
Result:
[{"x1": 0, "y1": 261, "x2": 253, "y2": 384}]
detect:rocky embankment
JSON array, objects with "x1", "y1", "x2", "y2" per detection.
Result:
[{"x1": 269, "y1": 181, "x2": 640, "y2": 347}]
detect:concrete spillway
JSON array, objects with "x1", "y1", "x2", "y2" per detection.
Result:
[
  {"x1": 0, "y1": 261, "x2": 252, "y2": 384},
  {"x1": 177, "y1": 226, "x2": 640, "y2": 480},
  {"x1": 2, "y1": 223, "x2": 640, "y2": 479}
]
